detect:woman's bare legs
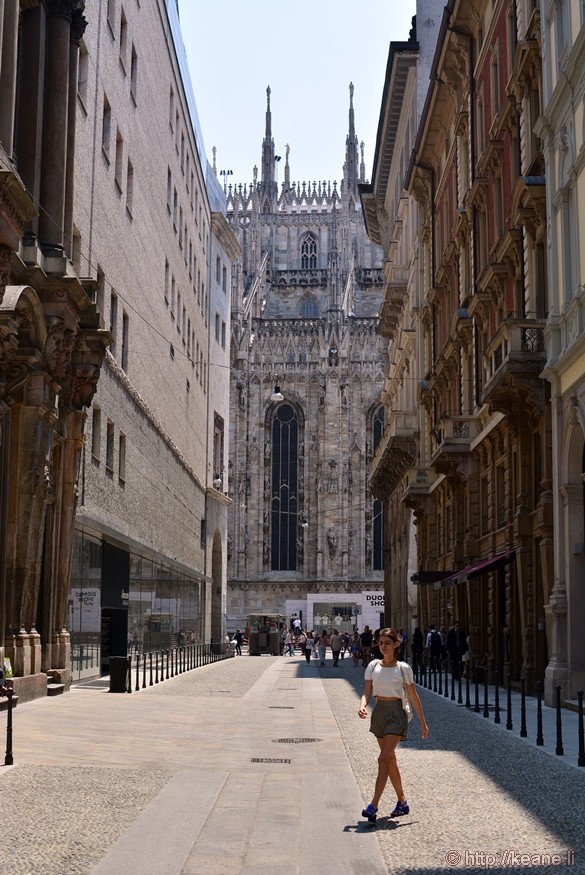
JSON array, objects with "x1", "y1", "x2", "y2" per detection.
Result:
[{"x1": 370, "y1": 734, "x2": 405, "y2": 809}]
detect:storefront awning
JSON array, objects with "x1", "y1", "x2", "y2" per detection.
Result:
[
  {"x1": 411, "y1": 570, "x2": 453, "y2": 585},
  {"x1": 439, "y1": 550, "x2": 516, "y2": 587}
]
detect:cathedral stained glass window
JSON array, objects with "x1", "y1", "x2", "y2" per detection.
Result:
[
  {"x1": 271, "y1": 404, "x2": 298, "y2": 570},
  {"x1": 301, "y1": 233, "x2": 318, "y2": 270}
]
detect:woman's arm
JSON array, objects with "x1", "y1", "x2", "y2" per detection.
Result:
[
  {"x1": 358, "y1": 679, "x2": 373, "y2": 718},
  {"x1": 407, "y1": 683, "x2": 429, "y2": 738}
]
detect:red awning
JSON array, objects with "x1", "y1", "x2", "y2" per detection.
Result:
[{"x1": 435, "y1": 550, "x2": 516, "y2": 588}]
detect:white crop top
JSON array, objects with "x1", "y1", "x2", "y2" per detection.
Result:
[{"x1": 364, "y1": 660, "x2": 414, "y2": 698}]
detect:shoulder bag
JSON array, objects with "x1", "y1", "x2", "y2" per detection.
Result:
[{"x1": 399, "y1": 662, "x2": 413, "y2": 722}]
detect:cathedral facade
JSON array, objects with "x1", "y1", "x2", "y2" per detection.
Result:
[{"x1": 225, "y1": 87, "x2": 386, "y2": 631}]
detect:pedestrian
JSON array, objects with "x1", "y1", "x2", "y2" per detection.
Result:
[
  {"x1": 330, "y1": 629, "x2": 342, "y2": 666},
  {"x1": 358, "y1": 627, "x2": 429, "y2": 824},
  {"x1": 370, "y1": 629, "x2": 382, "y2": 661},
  {"x1": 446, "y1": 621, "x2": 467, "y2": 680},
  {"x1": 425, "y1": 624, "x2": 444, "y2": 673},
  {"x1": 398, "y1": 627, "x2": 408, "y2": 661},
  {"x1": 351, "y1": 632, "x2": 361, "y2": 666},
  {"x1": 342, "y1": 631, "x2": 350, "y2": 659},
  {"x1": 360, "y1": 625, "x2": 373, "y2": 666},
  {"x1": 284, "y1": 628, "x2": 295, "y2": 656},
  {"x1": 233, "y1": 628, "x2": 243, "y2": 656},
  {"x1": 318, "y1": 629, "x2": 329, "y2": 666},
  {"x1": 411, "y1": 626, "x2": 424, "y2": 676},
  {"x1": 304, "y1": 632, "x2": 314, "y2": 664}
]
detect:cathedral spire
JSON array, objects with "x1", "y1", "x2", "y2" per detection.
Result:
[
  {"x1": 261, "y1": 86, "x2": 276, "y2": 199},
  {"x1": 343, "y1": 82, "x2": 359, "y2": 201}
]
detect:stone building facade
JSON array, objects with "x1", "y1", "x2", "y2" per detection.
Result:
[
  {"x1": 0, "y1": 1, "x2": 109, "y2": 700},
  {"x1": 226, "y1": 87, "x2": 386, "y2": 630},
  {"x1": 1, "y1": 0, "x2": 235, "y2": 699},
  {"x1": 361, "y1": 4, "x2": 444, "y2": 638},
  {"x1": 70, "y1": 0, "x2": 236, "y2": 682},
  {"x1": 363, "y1": 0, "x2": 565, "y2": 701},
  {"x1": 538, "y1": 1, "x2": 585, "y2": 701}
]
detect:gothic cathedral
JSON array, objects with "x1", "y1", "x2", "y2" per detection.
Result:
[{"x1": 226, "y1": 86, "x2": 386, "y2": 630}]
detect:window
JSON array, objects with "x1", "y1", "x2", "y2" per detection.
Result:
[
  {"x1": 119, "y1": 7, "x2": 127, "y2": 71},
  {"x1": 72, "y1": 226, "x2": 82, "y2": 275},
  {"x1": 78, "y1": 40, "x2": 89, "y2": 107},
  {"x1": 118, "y1": 433, "x2": 126, "y2": 483},
  {"x1": 222, "y1": 266, "x2": 227, "y2": 293},
  {"x1": 102, "y1": 95, "x2": 111, "y2": 159},
  {"x1": 130, "y1": 45, "x2": 137, "y2": 103},
  {"x1": 126, "y1": 158, "x2": 133, "y2": 215},
  {"x1": 180, "y1": 132, "x2": 185, "y2": 173},
  {"x1": 106, "y1": 420, "x2": 115, "y2": 472},
  {"x1": 215, "y1": 313, "x2": 220, "y2": 342},
  {"x1": 114, "y1": 129, "x2": 123, "y2": 191},
  {"x1": 164, "y1": 259, "x2": 169, "y2": 304},
  {"x1": 92, "y1": 407, "x2": 101, "y2": 460},
  {"x1": 171, "y1": 276, "x2": 175, "y2": 318},
  {"x1": 109, "y1": 291, "x2": 118, "y2": 355},
  {"x1": 169, "y1": 87, "x2": 174, "y2": 131},
  {"x1": 173, "y1": 188, "x2": 178, "y2": 228},
  {"x1": 301, "y1": 233, "x2": 318, "y2": 269},
  {"x1": 121, "y1": 310, "x2": 129, "y2": 371},
  {"x1": 270, "y1": 404, "x2": 299, "y2": 571},
  {"x1": 167, "y1": 168, "x2": 172, "y2": 213},
  {"x1": 177, "y1": 291, "x2": 181, "y2": 331},
  {"x1": 216, "y1": 257, "x2": 221, "y2": 283},
  {"x1": 213, "y1": 413, "x2": 224, "y2": 486},
  {"x1": 221, "y1": 321, "x2": 226, "y2": 349}
]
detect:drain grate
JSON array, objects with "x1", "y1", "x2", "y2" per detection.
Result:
[
  {"x1": 272, "y1": 737, "x2": 322, "y2": 744},
  {"x1": 251, "y1": 757, "x2": 291, "y2": 764},
  {"x1": 269, "y1": 706, "x2": 294, "y2": 709}
]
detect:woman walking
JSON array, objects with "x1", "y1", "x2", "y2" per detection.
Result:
[{"x1": 358, "y1": 627, "x2": 428, "y2": 823}]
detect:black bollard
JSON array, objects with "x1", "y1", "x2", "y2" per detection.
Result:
[
  {"x1": 135, "y1": 652, "x2": 140, "y2": 692},
  {"x1": 149, "y1": 651, "x2": 153, "y2": 686},
  {"x1": 578, "y1": 691, "x2": 584, "y2": 767},
  {"x1": 465, "y1": 672, "x2": 471, "y2": 708},
  {"x1": 555, "y1": 684, "x2": 564, "y2": 755},
  {"x1": 142, "y1": 651, "x2": 146, "y2": 689},
  {"x1": 536, "y1": 681, "x2": 544, "y2": 745},
  {"x1": 474, "y1": 672, "x2": 480, "y2": 713},
  {"x1": 155, "y1": 651, "x2": 160, "y2": 684},
  {"x1": 4, "y1": 688, "x2": 14, "y2": 766},
  {"x1": 520, "y1": 677, "x2": 527, "y2": 737},
  {"x1": 444, "y1": 659, "x2": 449, "y2": 698},
  {"x1": 457, "y1": 670, "x2": 463, "y2": 705},
  {"x1": 438, "y1": 659, "x2": 443, "y2": 695},
  {"x1": 483, "y1": 672, "x2": 489, "y2": 718},
  {"x1": 166, "y1": 649, "x2": 170, "y2": 680},
  {"x1": 451, "y1": 660, "x2": 456, "y2": 701},
  {"x1": 127, "y1": 656, "x2": 132, "y2": 693},
  {"x1": 494, "y1": 671, "x2": 500, "y2": 724},
  {"x1": 433, "y1": 660, "x2": 437, "y2": 693},
  {"x1": 506, "y1": 673, "x2": 513, "y2": 730}
]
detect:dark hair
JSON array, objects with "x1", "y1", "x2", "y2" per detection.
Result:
[{"x1": 378, "y1": 627, "x2": 402, "y2": 647}]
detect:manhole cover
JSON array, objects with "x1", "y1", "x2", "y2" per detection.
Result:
[{"x1": 272, "y1": 737, "x2": 322, "y2": 744}]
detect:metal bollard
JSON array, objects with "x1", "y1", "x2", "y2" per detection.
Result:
[
  {"x1": 142, "y1": 651, "x2": 147, "y2": 689},
  {"x1": 465, "y1": 672, "x2": 471, "y2": 709},
  {"x1": 127, "y1": 656, "x2": 132, "y2": 693},
  {"x1": 577, "y1": 691, "x2": 584, "y2": 767},
  {"x1": 155, "y1": 651, "x2": 159, "y2": 684},
  {"x1": 494, "y1": 670, "x2": 500, "y2": 724},
  {"x1": 457, "y1": 670, "x2": 463, "y2": 705},
  {"x1": 149, "y1": 651, "x2": 153, "y2": 686},
  {"x1": 520, "y1": 677, "x2": 527, "y2": 737},
  {"x1": 135, "y1": 652, "x2": 140, "y2": 692},
  {"x1": 483, "y1": 673, "x2": 489, "y2": 718},
  {"x1": 474, "y1": 673, "x2": 480, "y2": 713},
  {"x1": 536, "y1": 681, "x2": 544, "y2": 745},
  {"x1": 438, "y1": 660, "x2": 443, "y2": 695},
  {"x1": 432, "y1": 660, "x2": 437, "y2": 693},
  {"x1": 555, "y1": 684, "x2": 564, "y2": 755},
  {"x1": 4, "y1": 688, "x2": 14, "y2": 766},
  {"x1": 506, "y1": 673, "x2": 513, "y2": 730},
  {"x1": 444, "y1": 659, "x2": 449, "y2": 698}
]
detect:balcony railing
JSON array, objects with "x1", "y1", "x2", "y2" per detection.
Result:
[{"x1": 482, "y1": 317, "x2": 546, "y2": 410}]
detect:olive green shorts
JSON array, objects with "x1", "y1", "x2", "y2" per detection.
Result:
[{"x1": 370, "y1": 699, "x2": 408, "y2": 740}]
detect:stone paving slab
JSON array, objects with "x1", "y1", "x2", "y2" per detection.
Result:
[{"x1": 1, "y1": 654, "x2": 584, "y2": 875}]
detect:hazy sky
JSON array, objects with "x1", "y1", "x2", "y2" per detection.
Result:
[{"x1": 177, "y1": 0, "x2": 418, "y2": 188}]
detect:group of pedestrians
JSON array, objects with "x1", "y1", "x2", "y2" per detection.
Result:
[{"x1": 409, "y1": 621, "x2": 473, "y2": 679}]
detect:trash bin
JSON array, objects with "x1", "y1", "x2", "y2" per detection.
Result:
[{"x1": 109, "y1": 656, "x2": 129, "y2": 693}]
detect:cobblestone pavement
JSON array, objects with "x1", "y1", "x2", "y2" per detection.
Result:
[{"x1": 0, "y1": 654, "x2": 583, "y2": 875}]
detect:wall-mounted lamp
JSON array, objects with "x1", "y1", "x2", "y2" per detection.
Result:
[
  {"x1": 213, "y1": 475, "x2": 222, "y2": 490},
  {"x1": 300, "y1": 515, "x2": 309, "y2": 529},
  {"x1": 270, "y1": 384, "x2": 284, "y2": 402}
]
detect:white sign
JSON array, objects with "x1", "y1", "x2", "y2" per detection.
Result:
[{"x1": 70, "y1": 588, "x2": 101, "y2": 633}]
